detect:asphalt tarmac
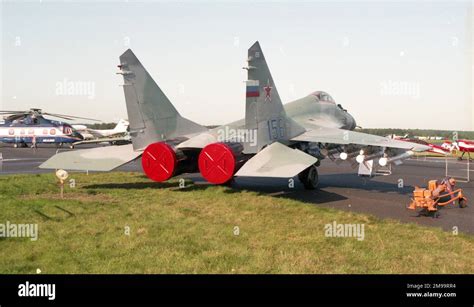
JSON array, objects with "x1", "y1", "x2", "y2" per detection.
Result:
[{"x1": 1, "y1": 143, "x2": 473, "y2": 234}]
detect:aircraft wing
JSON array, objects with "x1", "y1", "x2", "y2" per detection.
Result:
[
  {"x1": 235, "y1": 142, "x2": 317, "y2": 177},
  {"x1": 291, "y1": 123, "x2": 430, "y2": 152},
  {"x1": 39, "y1": 144, "x2": 141, "y2": 171}
]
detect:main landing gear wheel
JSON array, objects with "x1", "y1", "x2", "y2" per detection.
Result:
[{"x1": 298, "y1": 164, "x2": 319, "y2": 190}]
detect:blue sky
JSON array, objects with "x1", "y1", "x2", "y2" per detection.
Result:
[{"x1": 1, "y1": 0, "x2": 473, "y2": 130}]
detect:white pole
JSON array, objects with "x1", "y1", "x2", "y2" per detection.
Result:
[
  {"x1": 468, "y1": 157, "x2": 470, "y2": 182},
  {"x1": 445, "y1": 155, "x2": 448, "y2": 178}
]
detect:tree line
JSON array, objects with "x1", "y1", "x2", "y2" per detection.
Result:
[{"x1": 357, "y1": 128, "x2": 474, "y2": 140}]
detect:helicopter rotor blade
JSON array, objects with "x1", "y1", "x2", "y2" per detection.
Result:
[
  {"x1": 43, "y1": 114, "x2": 75, "y2": 121},
  {"x1": 0, "y1": 111, "x2": 28, "y2": 114},
  {"x1": 43, "y1": 112, "x2": 101, "y2": 122},
  {"x1": 0, "y1": 110, "x2": 101, "y2": 122},
  {"x1": 3, "y1": 114, "x2": 26, "y2": 121}
]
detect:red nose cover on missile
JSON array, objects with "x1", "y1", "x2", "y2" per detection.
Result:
[
  {"x1": 198, "y1": 143, "x2": 237, "y2": 184},
  {"x1": 141, "y1": 142, "x2": 177, "y2": 182}
]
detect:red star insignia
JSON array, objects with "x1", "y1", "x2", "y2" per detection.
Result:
[{"x1": 264, "y1": 82, "x2": 272, "y2": 102}]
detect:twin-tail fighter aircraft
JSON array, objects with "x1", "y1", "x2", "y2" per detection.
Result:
[{"x1": 40, "y1": 42, "x2": 429, "y2": 189}]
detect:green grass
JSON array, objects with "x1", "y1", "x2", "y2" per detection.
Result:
[{"x1": 0, "y1": 172, "x2": 473, "y2": 274}]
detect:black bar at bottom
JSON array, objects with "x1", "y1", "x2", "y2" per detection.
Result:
[{"x1": 0, "y1": 274, "x2": 472, "y2": 306}]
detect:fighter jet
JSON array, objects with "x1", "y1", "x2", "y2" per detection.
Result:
[{"x1": 40, "y1": 42, "x2": 429, "y2": 189}]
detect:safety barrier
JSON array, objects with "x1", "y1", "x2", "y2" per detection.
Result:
[{"x1": 445, "y1": 156, "x2": 470, "y2": 182}]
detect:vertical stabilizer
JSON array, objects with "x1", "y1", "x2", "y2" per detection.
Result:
[
  {"x1": 113, "y1": 119, "x2": 129, "y2": 133},
  {"x1": 244, "y1": 42, "x2": 305, "y2": 153},
  {"x1": 118, "y1": 49, "x2": 207, "y2": 151}
]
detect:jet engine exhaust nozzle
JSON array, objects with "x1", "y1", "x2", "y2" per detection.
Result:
[
  {"x1": 198, "y1": 142, "x2": 245, "y2": 184},
  {"x1": 141, "y1": 142, "x2": 179, "y2": 182}
]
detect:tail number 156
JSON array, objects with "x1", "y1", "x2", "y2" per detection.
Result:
[{"x1": 267, "y1": 119, "x2": 285, "y2": 140}]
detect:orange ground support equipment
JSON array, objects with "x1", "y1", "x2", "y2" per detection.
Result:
[{"x1": 408, "y1": 177, "x2": 468, "y2": 217}]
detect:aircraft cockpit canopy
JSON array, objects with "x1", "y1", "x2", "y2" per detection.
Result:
[
  {"x1": 24, "y1": 116, "x2": 40, "y2": 125},
  {"x1": 60, "y1": 124, "x2": 72, "y2": 135},
  {"x1": 311, "y1": 91, "x2": 335, "y2": 103}
]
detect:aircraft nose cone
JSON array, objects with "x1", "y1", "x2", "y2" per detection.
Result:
[{"x1": 345, "y1": 114, "x2": 356, "y2": 130}]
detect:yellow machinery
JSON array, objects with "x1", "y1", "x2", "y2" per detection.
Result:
[{"x1": 408, "y1": 177, "x2": 467, "y2": 217}]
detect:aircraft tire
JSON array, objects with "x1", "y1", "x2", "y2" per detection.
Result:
[{"x1": 298, "y1": 164, "x2": 319, "y2": 190}]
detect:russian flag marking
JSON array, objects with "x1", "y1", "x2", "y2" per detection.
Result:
[{"x1": 246, "y1": 80, "x2": 260, "y2": 97}]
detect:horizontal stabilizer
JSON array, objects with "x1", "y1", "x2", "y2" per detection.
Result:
[
  {"x1": 235, "y1": 142, "x2": 317, "y2": 178},
  {"x1": 39, "y1": 144, "x2": 141, "y2": 171}
]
